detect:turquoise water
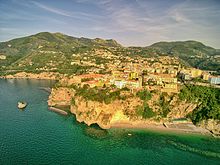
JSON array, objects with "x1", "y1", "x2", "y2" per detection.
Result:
[{"x1": 0, "y1": 79, "x2": 220, "y2": 165}]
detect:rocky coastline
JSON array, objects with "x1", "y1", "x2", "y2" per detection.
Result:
[
  {"x1": 1, "y1": 73, "x2": 218, "y2": 137},
  {"x1": 48, "y1": 86, "x2": 219, "y2": 136},
  {"x1": 0, "y1": 71, "x2": 62, "y2": 80}
]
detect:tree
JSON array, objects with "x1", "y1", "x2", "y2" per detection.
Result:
[
  {"x1": 180, "y1": 85, "x2": 220, "y2": 123},
  {"x1": 136, "y1": 90, "x2": 152, "y2": 101},
  {"x1": 136, "y1": 103, "x2": 156, "y2": 119}
]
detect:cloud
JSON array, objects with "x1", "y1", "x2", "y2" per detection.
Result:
[
  {"x1": 31, "y1": 1, "x2": 71, "y2": 17},
  {"x1": 90, "y1": 0, "x2": 220, "y2": 47},
  {"x1": 31, "y1": 1, "x2": 104, "y2": 22},
  {"x1": 76, "y1": 0, "x2": 112, "y2": 5},
  {"x1": 168, "y1": 9, "x2": 191, "y2": 23},
  {"x1": 1, "y1": 0, "x2": 220, "y2": 48}
]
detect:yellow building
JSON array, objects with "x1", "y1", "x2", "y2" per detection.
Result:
[
  {"x1": 155, "y1": 69, "x2": 161, "y2": 73},
  {"x1": 190, "y1": 68, "x2": 202, "y2": 78},
  {"x1": 161, "y1": 83, "x2": 178, "y2": 93},
  {"x1": 126, "y1": 80, "x2": 140, "y2": 89},
  {"x1": 156, "y1": 74, "x2": 177, "y2": 84},
  {"x1": 202, "y1": 72, "x2": 210, "y2": 81},
  {"x1": 129, "y1": 72, "x2": 139, "y2": 80},
  {"x1": 112, "y1": 70, "x2": 122, "y2": 78}
]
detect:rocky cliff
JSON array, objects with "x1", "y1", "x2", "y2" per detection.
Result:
[
  {"x1": 70, "y1": 97, "x2": 143, "y2": 129},
  {"x1": 199, "y1": 119, "x2": 220, "y2": 135},
  {"x1": 48, "y1": 87, "x2": 205, "y2": 130},
  {"x1": 48, "y1": 87, "x2": 75, "y2": 106}
]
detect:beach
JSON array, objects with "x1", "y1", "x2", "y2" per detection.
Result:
[{"x1": 110, "y1": 121, "x2": 212, "y2": 136}]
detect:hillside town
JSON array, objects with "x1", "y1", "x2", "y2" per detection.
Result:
[
  {"x1": 60, "y1": 54, "x2": 220, "y2": 93},
  {"x1": 0, "y1": 34, "x2": 219, "y2": 136},
  {"x1": 45, "y1": 54, "x2": 220, "y2": 135}
]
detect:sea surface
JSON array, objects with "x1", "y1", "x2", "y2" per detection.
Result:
[{"x1": 0, "y1": 79, "x2": 220, "y2": 165}]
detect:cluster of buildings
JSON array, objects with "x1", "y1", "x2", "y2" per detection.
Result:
[
  {"x1": 61, "y1": 52, "x2": 220, "y2": 91},
  {"x1": 62, "y1": 56, "x2": 182, "y2": 93},
  {"x1": 180, "y1": 68, "x2": 220, "y2": 85}
]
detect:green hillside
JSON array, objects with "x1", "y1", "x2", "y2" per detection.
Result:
[
  {"x1": 148, "y1": 41, "x2": 220, "y2": 71},
  {"x1": 0, "y1": 32, "x2": 219, "y2": 74},
  {"x1": 0, "y1": 32, "x2": 122, "y2": 74},
  {"x1": 0, "y1": 32, "x2": 122, "y2": 57}
]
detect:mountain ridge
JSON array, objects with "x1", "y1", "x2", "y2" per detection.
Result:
[{"x1": 0, "y1": 32, "x2": 219, "y2": 72}]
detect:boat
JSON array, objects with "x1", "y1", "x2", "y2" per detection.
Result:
[{"x1": 17, "y1": 101, "x2": 27, "y2": 109}]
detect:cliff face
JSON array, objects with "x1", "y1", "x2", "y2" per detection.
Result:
[
  {"x1": 47, "y1": 87, "x2": 220, "y2": 136},
  {"x1": 70, "y1": 97, "x2": 142, "y2": 129},
  {"x1": 199, "y1": 119, "x2": 220, "y2": 135},
  {"x1": 48, "y1": 87, "x2": 201, "y2": 129},
  {"x1": 48, "y1": 87, "x2": 144, "y2": 129},
  {"x1": 168, "y1": 97, "x2": 197, "y2": 119},
  {"x1": 48, "y1": 87, "x2": 75, "y2": 106}
]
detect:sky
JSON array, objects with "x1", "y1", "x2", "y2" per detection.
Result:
[{"x1": 0, "y1": 0, "x2": 220, "y2": 48}]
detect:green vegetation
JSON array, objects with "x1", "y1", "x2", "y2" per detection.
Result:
[
  {"x1": 158, "y1": 93, "x2": 170, "y2": 117},
  {"x1": 136, "y1": 102, "x2": 156, "y2": 119},
  {"x1": 74, "y1": 85, "x2": 127, "y2": 104},
  {"x1": 135, "y1": 89, "x2": 155, "y2": 119},
  {"x1": 0, "y1": 55, "x2": 23, "y2": 68},
  {"x1": 81, "y1": 78, "x2": 94, "y2": 82},
  {"x1": 0, "y1": 32, "x2": 121, "y2": 74},
  {"x1": 71, "y1": 97, "x2": 76, "y2": 105},
  {"x1": 149, "y1": 40, "x2": 220, "y2": 71},
  {"x1": 179, "y1": 85, "x2": 220, "y2": 123},
  {"x1": 94, "y1": 57, "x2": 110, "y2": 65},
  {"x1": 136, "y1": 89, "x2": 152, "y2": 101},
  {"x1": 191, "y1": 77, "x2": 207, "y2": 83},
  {"x1": 0, "y1": 32, "x2": 219, "y2": 73}
]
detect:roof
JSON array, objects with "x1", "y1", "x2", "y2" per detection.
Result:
[
  {"x1": 78, "y1": 74, "x2": 105, "y2": 79},
  {"x1": 83, "y1": 80, "x2": 99, "y2": 84}
]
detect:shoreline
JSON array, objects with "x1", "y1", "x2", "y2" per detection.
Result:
[
  {"x1": 48, "y1": 106, "x2": 68, "y2": 115},
  {"x1": 109, "y1": 122, "x2": 213, "y2": 136},
  {"x1": 1, "y1": 76, "x2": 217, "y2": 137},
  {"x1": 0, "y1": 71, "x2": 62, "y2": 80},
  {"x1": 0, "y1": 76, "x2": 57, "y2": 80}
]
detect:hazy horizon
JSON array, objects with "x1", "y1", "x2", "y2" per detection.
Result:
[{"x1": 0, "y1": 0, "x2": 220, "y2": 48}]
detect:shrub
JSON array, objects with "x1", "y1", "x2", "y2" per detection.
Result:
[
  {"x1": 136, "y1": 103, "x2": 156, "y2": 119},
  {"x1": 71, "y1": 97, "x2": 76, "y2": 105},
  {"x1": 136, "y1": 89, "x2": 152, "y2": 101},
  {"x1": 74, "y1": 86, "x2": 125, "y2": 104},
  {"x1": 158, "y1": 94, "x2": 170, "y2": 117}
]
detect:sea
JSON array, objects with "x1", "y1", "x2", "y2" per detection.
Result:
[{"x1": 0, "y1": 79, "x2": 220, "y2": 165}]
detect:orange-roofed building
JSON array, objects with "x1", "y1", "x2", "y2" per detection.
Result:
[{"x1": 78, "y1": 73, "x2": 105, "y2": 79}]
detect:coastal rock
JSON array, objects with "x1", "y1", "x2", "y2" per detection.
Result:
[
  {"x1": 168, "y1": 101, "x2": 197, "y2": 118},
  {"x1": 4, "y1": 72, "x2": 62, "y2": 80},
  {"x1": 70, "y1": 97, "x2": 142, "y2": 129},
  {"x1": 200, "y1": 119, "x2": 220, "y2": 135},
  {"x1": 48, "y1": 87, "x2": 202, "y2": 130},
  {"x1": 48, "y1": 87, "x2": 75, "y2": 106}
]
